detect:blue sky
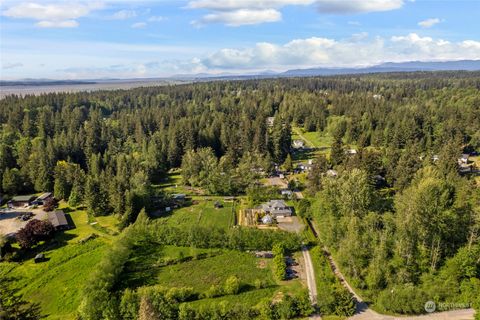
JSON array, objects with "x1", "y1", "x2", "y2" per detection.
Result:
[{"x1": 0, "y1": 0, "x2": 479, "y2": 79}]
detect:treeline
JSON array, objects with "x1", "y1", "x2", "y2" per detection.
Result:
[
  {"x1": 180, "y1": 148, "x2": 273, "y2": 195},
  {"x1": 310, "y1": 167, "x2": 480, "y2": 315},
  {"x1": 1, "y1": 72, "x2": 479, "y2": 217},
  {"x1": 118, "y1": 284, "x2": 313, "y2": 320},
  {"x1": 116, "y1": 286, "x2": 313, "y2": 320}
]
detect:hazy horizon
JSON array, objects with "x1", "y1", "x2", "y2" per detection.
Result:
[{"x1": 1, "y1": 0, "x2": 480, "y2": 80}]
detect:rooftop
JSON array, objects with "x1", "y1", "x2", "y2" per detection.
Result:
[
  {"x1": 48, "y1": 210, "x2": 68, "y2": 228},
  {"x1": 11, "y1": 195, "x2": 35, "y2": 202},
  {"x1": 36, "y1": 192, "x2": 52, "y2": 200}
]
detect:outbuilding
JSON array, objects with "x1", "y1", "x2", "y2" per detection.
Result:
[
  {"x1": 7, "y1": 195, "x2": 35, "y2": 208},
  {"x1": 172, "y1": 194, "x2": 186, "y2": 201},
  {"x1": 34, "y1": 253, "x2": 46, "y2": 263},
  {"x1": 32, "y1": 192, "x2": 53, "y2": 205},
  {"x1": 261, "y1": 214, "x2": 274, "y2": 225},
  {"x1": 48, "y1": 210, "x2": 72, "y2": 231}
]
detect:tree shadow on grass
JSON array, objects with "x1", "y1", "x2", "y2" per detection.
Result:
[
  {"x1": 11, "y1": 232, "x2": 77, "y2": 263},
  {"x1": 292, "y1": 148, "x2": 319, "y2": 162}
]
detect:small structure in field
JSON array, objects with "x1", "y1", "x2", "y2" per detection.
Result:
[
  {"x1": 34, "y1": 253, "x2": 46, "y2": 263},
  {"x1": 266, "y1": 117, "x2": 275, "y2": 127},
  {"x1": 345, "y1": 149, "x2": 357, "y2": 155},
  {"x1": 48, "y1": 210, "x2": 72, "y2": 231},
  {"x1": 458, "y1": 154, "x2": 470, "y2": 164},
  {"x1": 172, "y1": 194, "x2": 186, "y2": 201},
  {"x1": 261, "y1": 214, "x2": 274, "y2": 225},
  {"x1": 297, "y1": 163, "x2": 313, "y2": 172},
  {"x1": 255, "y1": 251, "x2": 274, "y2": 258},
  {"x1": 281, "y1": 189, "x2": 293, "y2": 198},
  {"x1": 8, "y1": 195, "x2": 35, "y2": 208},
  {"x1": 214, "y1": 201, "x2": 223, "y2": 208},
  {"x1": 326, "y1": 169, "x2": 338, "y2": 177},
  {"x1": 292, "y1": 140, "x2": 305, "y2": 149}
]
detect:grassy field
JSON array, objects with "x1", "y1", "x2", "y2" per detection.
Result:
[
  {"x1": 292, "y1": 127, "x2": 333, "y2": 164},
  {"x1": 155, "y1": 251, "x2": 274, "y2": 291},
  {"x1": 0, "y1": 205, "x2": 116, "y2": 320},
  {"x1": 154, "y1": 171, "x2": 194, "y2": 195},
  {"x1": 118, "y1": 239, "x2": 307, "y2": 307},
  {"x1": 292, "y1": 127, "x2": 333, "y2": 149},
  {"x1": 120, "y1": 245, "x2": 275, "y2": 291},
  {"x1": 156, "y1": 200, "x2": 235, "y2": 229}
]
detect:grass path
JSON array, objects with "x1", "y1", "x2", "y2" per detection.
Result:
[{"x1": 292, "y1": 127, "x2": 316, "y2": 148}]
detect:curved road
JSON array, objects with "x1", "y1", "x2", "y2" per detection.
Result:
[
  {"x1": 321, "y1": 234, "x2": 475, "y2": 320},
  {"x1": 288, "y1": 184, "x2": 475, "y2": 320}
]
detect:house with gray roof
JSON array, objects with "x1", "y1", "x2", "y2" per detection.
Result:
[
  {"x1": 32, "y1": 192, "x2": 53, "y2": 205},
  {"x1": 8, "y1": 195, "x2": 35, "y2": 208},
  {"x1": 259, "y1": 200, "x2": 292, "y2": 217},
  {"x1": 48, "y1": 210, "x2": 72, "y2": 231}
]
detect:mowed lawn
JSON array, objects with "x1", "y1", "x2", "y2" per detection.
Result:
[
  {"x1": 158, "y1": 200, "x2": 235, "y2": 229},
  {"x1": 0, "y1": 207, "x2": 118, "y2": 320}
]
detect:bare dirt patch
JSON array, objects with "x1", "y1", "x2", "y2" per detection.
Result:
[
  {"x1": 277, "y1": 216, "x2": 304, "y2": 233},
  {"x1": 0, "y1": 208, "x2": 48, "y2": 236},
  {"x1": 257, "y1": 260, "x2": 267, "y2": 269}
]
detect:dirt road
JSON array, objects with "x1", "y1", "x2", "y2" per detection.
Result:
[
  {"x1": 302, "y1": 245, "x2": 318, "y2": 304},
  {"x1": 324, "y1": 246, "x2": 475, "y2": 320},
  {"x1": 291, "y1": 171, "x2": 475, "y2": 320}
]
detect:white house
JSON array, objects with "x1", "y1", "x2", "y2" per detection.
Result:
[{"x1": 292, "y1": 140, "x2": 305, "y2": 149}]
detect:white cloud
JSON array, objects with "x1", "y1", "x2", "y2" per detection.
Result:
[
  {"x1": 188, "y1": 0, "x2": 314, "y2": 26},
  {"x1": 193, "y1": 9, "x2": 281, "y2": 27},
  {"x1": 315, "y1": 0, "x2": 404, "y2": 14},
  {"x1": 418, "y1": 18, "x2": 441, "y2": 28},
  {"x1": 148, "y1": 16, "x2": 165, "y2": 22},
  {"x1": 131, "y1": 22, "x2": 146, "y2": 29},
  {"x1": 2, "y1": 1, "x2": 104, "y2": 28},
  {"x1": 3, "y1": 30, "x2": 479, "y2": 80},
  {"x1": 110, "y1": 9, "x2": 137, "y2": 20},
  {"x1": 187, "y1": 0, "x2": 315, "y2": 10},
  {"x1": 187, "y1": 0, "x2": 404, "y2": 25},
  {"x1": 36, "y1": 20, "x2": 79, "y2": 28},
  {"x1": 201, "y1": 33, "x2": 480, "y2": 70}
]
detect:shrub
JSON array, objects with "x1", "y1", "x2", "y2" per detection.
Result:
[
  {"x1": 203, "y1": 285, "x2": 223, "y2": 298},
  {"x1": 376, "y1": 284, "x2": 429, "y2": 314},
  {"x1": 16, "y1": 219, "x2": 54, "y2": 249},
  {"x1": 43, "y1": 197, "x2": 57, "y2": 212},
  {"x1": 224, "y1": 276, "x2": 241, "y2": 295}
]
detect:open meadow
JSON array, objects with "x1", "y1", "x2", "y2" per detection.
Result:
[{"x1": 0, "y1": 205, "x2": 118, "y2": 320}]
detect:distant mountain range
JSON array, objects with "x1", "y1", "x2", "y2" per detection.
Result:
[
  {"x1": 280, "y1": 60, "x2": 480, "y2": 77},
  {"x1": 1, "y1": 60, "x2": 479, "y2": 86}
]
